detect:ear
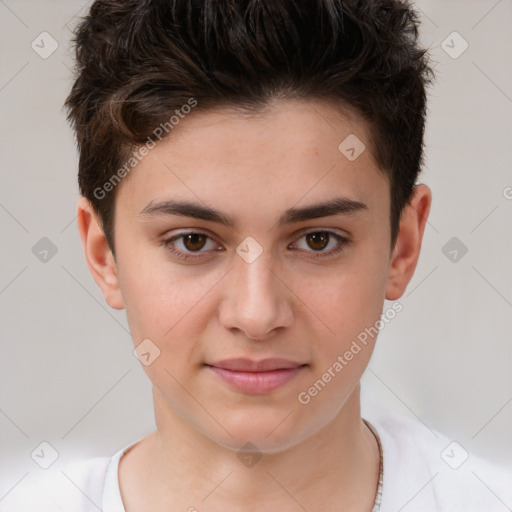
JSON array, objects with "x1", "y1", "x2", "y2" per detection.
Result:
[
  {"x1": 76, "y1": 197, "x2": 125, "y2": 310},
  {"x1": 385, "y1": 184, "x2": 432, "y2": 300}
]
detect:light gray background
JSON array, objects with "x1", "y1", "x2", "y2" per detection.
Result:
[{"x1": 1, "y1": 0, "x2": 511, "y2": 503}]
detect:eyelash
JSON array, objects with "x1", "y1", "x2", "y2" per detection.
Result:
[{"x1": 162, "y1": 230, "x2": 350, "y2": 261}]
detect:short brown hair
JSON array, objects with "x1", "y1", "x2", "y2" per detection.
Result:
[{"x1": 65, "y1": 0, "x2": 433, "y2": 256}]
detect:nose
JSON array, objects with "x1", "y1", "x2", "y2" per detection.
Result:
[{"x1": 218, "y1": 247, "x2": 294, "y2": 341}]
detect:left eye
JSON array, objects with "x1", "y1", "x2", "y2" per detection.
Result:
[
  {"x1": 163, "y1": 230, "x2": 349, "y2": 260},
  {"x1": 290, "y1": 231, "x2": 349, "y2": 258}
]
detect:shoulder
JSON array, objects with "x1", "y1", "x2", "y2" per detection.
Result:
[
  {"x1": 364, "y1": 406, "x2": 512, "y2": 512},
  {"x1": 2, "y1": 455, "x2": 111, "y2": 512}
]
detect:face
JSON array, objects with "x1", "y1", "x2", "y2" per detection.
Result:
[{"x1": 79, "y1": 99, "x2": 429, "y2": 453}]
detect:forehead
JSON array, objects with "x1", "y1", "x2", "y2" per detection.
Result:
[{"x1": 116, "y1": 98, "x2": 389, "y2": 225}]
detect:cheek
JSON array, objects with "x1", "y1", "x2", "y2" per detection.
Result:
[
  {"x1": 116, "y1": 245, "x2": 201, "y2": 341},
  {"x1": 293, "y1": 261, "x2": 387, "y2": 419},
  {"x1": 116, "y1": 246, "x2": 230, "y2": 365},
  {"x1": 304, "y1": 257, "x2": 388, "y2": 347}
]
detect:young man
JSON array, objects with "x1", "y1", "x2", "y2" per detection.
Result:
[{"x1": 11, "y1": 1, "x2": 511, "y2": 511}]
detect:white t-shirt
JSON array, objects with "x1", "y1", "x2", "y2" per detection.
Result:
[{"x1": 4, "y1": 408, "x2": 511, "y2": 511}]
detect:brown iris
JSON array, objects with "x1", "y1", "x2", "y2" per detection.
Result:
[
  {"x1": 183, "y1": 233, "x2": 208, "y2": 251},
  {"x1": 306, "y1": 232, "x2": 329, "y2": 251}
]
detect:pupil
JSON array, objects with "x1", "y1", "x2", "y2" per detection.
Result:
[
  {"x1": 184, "y1": 233, "x2": 206, "y2": 251},
  {"x1": 307, "y1": 232, "x2": 329, "y2": 251}
]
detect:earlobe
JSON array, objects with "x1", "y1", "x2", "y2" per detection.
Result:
[
  {"x1": 76, "y1": 197, "x2": 125, "y2": 310},
  {"x1": 385, "y1": 184, "x2": 432, "y2": 301}
]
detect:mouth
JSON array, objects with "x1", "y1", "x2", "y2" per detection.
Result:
[{"x1": 205, "y1": 358, "x2": 308, "y2": 394}]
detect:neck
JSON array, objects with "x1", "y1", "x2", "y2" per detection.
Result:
[{"x1": 123, "y1": 384, "x2": 380, "y2": 512}]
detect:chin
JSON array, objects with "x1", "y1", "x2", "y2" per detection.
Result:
[
  {"x1": 215, "y1": 432, "x2": 302, "y2": 455},
  {"x1": 202, "y1": 409, "x2": 312, "y2": 455}
]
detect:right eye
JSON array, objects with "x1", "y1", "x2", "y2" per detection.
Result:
[{"x1": 162, "y1": 231, "x2": 223, "y2": 260}]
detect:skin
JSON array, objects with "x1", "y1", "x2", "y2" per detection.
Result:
[{"x1": 77, "y1": 98, "x2": 431, "y2": 512}]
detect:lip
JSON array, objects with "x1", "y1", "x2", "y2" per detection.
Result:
[
  {"x1": 205, "y1": 358, "x2": 307, "y2": 394},
  {"x1": 208, "y1": 358, "x2": 305, "y2": 372}
]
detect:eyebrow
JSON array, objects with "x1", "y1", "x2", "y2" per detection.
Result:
[{"x1": 138, "y1": 196, "x2": 368, "y2": 228}]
